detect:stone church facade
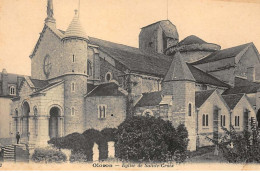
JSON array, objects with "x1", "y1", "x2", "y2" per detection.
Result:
[{"x1": 1, "y1": 0, "x2": 260, "y2": 151}]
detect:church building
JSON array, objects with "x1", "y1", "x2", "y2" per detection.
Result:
[{"x1": 0, "y1": 0, "x2": 260, "y2": 151}]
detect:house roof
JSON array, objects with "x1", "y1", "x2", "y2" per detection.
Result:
[
  {"x1": 0, "y1": 72, "x2": 23, "y2": 84},
  {"x1": 163, "y1": 52, "x2": 195, "y2": 82},
  {"x1": 178, "y1": 35, "x2": 207, "y2": 46},
  {"x1": 191, "y1": 43, "x2": 252, "y2": 65},
  {"x1": 222, "y1": 94, "x2": 244, "y2": 109},
  {"x1": 187, "y1": 64, "x2": 230, "y2": 88},
  {"x1": 135, "y1": 91, "x2": 162, "y2": 107},
  {"x1": 86, "y1": 82, "x2": 126, "y2": 97},
  {"x1": 89, "y1": 37, "x2": 172, "y2": 77},
  {"x1": 195, "y1": 90, "x2": 215, "y2": 108},
  {"x1": 223, "y1": 77, "x2": 260, "y2": 94}
]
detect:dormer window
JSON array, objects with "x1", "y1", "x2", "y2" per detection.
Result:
[{"x1": 10, "y1": 86, "x2": 15, "y2": 95}]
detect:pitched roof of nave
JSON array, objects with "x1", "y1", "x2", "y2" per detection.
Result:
[
  {"x1": 195, "y1": 89, "x2": 215, "y2": 108},
  {"x1": 85, "y1": 82, "x2": 126, "y2": 97},
  {"x1": 222, "y1": 77, "x2": 260, "y2": 95},
  {"x1": 222, "y1": 93, "x2": 244, "y2": 109},
  {"x1": 191, "y1": 42, "x2": 253, "y2": 65},
  {"x1": 135, "y1": 91, "x2": 162, "y2": 107}
]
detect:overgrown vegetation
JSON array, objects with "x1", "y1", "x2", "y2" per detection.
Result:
[
  {"x1": 115, "y1": 116, "x2": 189, "y2": 163},
  {"x1": 207, "y1": 126, "x2": 260, "y2": 163},
  {"x1": 31, "y1": 148, "x2": 67, "y2": 163}
]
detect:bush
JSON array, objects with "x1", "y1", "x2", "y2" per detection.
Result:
[
  {"x1": 69, "y1": 151, "x2": 88, "y2": 163},
  {"x1": 31, "y1": 148, "x2": 67, "y2": 163},
  {"x1": 207, "y1": 126, "x2": 260, "y2": 163},
  {"x1": 115, "y1": 116, "x2": 189, "y2": 162},
  {"x1": 101, "y1": 128, "x2": 117, "y2": 142}
]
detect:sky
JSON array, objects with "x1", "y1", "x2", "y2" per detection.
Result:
[{"x1": 0, "y1": 0, "x2": 260, "y2": 76}]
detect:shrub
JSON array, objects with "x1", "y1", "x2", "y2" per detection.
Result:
[
  {"x1": 101, "y1": 128, "x2": 117, "y2": 142},
  {"x1": 69, "y1": 151, "x2": 88, "y2": 163},
  {"x1": 207, "y1": 126, "x2": 260, "y2": 163},
  {"x1": 115, "y1": 116, "x2": 189, "y2": 162},
  {"x1": 31, "y1": 148, "x2": 67, "y2": 163}
]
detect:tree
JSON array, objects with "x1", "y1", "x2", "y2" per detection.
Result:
[{"x1": 115, "y1": 116, "x2": 189, "y2": 162}]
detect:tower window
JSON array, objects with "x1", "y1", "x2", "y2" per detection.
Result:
[
  {"x1": 10, "y1": 86, "x2": 15, "y2": 95},
  {"x1": 188, "y1": 103, "x2": 192, "y2": 116},
  {"x1": 105, "y1": 72, "x2": 112, "y2": 82},
  {"x1": 71, "y1": 107, "x2": 75, "y2": 116},
  {"x1": 87, "y1": 60, "x2": 92, "y2": 76},
  {"x1": 98, "y1": 105, "x2": 106, "y2": 119},
  {"x1": 71, "y1": 82, "x2": 76, "y2": 92},
  {"x1": 72, "y1": 55, "x2": 76, "y2": 63}
]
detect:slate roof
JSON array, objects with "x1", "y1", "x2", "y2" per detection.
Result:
[
  {"x1": 164, "y1": 52, "x2": 195, "y2": 82},
  {"x1": 31, "y1": 82, "x2": 60, "y2": 94},
  {"x1": 222, "y1": 94, "x2": 244, "y2": 109},
  {"x1": 135, "y1": 91, "x2": 162, "y2": 107},
  {"x1": 178, "y1": 35, "x2": 207, "y2": 46},
  {"x1": 30, "y1": 78, "x2": 49, "y2": 88},
  {"x1": 195, "y1": 90, "x2": 215, "y2": 108},
  {"x1": 187, "y1": 64, "x2": 230, "y2": 88},
  {"x1": 86, "y1": 82, "x2": 126, "y2": 97},
  {"x1": 191, "y1": 43, "x2": 252, "y2": 65},
  {"x1": 0, "y1": 72, "x2": 23, "y2": 83},
  {"x1": 89, "y1": 37, "x2": 172, "y2": 77},
  {"x1": 222, "y1": 77, "x2": 260, "y2": 94}
]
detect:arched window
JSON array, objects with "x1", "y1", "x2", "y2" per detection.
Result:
[
  {"x1": 33, "y1": 107, "x2": 38, "y2": 116},
  {"x1": 87, "y1": 60, "x2": 92, "y2": 76},
  {"x1": 71, "y1": 82, "x2": 75, "y2": 92},
  {"x1": 98, "y1": 105, "x2": 106, "y2": 119},
  {"x1": 142, "y1": 109, "x2": 154, "y2": 117},
  {"x1": 15, "y1": 109, "x2": 18, "y2": 117},
  {"x1": 105, "y1": 72, "x2": 112, "y2": 82},
  {"x1": 188, "y1": 103, "x2": 192, "y2": 116},
  {"x1": 202, "y1": 114, "x2": 205, "y2": 126},
  {"x1": 10, "y1": 86, "x2": 16, "y2": 95}
]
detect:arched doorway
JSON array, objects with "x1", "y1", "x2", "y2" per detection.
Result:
[
  {"x1": 22, "y1": 101, "x2": 30, "y2": 137},
  {"x1": 257, "y1": 109, "x2": 260, "y2": 128},
  {"x1": 49, "y1": 107, "x2": 61, "y2": 139}
]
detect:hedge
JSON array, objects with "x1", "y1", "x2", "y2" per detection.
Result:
[{"x1": 31, "y1": 148, "x2": 67, "y2": 163}]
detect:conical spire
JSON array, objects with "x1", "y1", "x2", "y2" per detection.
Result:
[
  {"x1": 163, "y1": 52, "x2": 195, "y2": 82},
  {"x1": 45, "y1": 0, "x2": 56, "y2": 27},
  {"x1": 63, "y1": 10, "x2": 89, "y2": 41}
]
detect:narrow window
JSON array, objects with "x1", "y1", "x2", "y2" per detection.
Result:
[
  {"x1": 71, "y1": 82, "x2": 75, "y2": 92},
  {"x1": 206, "y1": 114, "x2": 209, "y2": 126},
  {"x1": 10, "y1": 86, "x2": 15, "y2": 95},
  {"x1": 223, "y1": 115, "x2": 226, "y2": 126},
  {"x1": 72, "y1": 55, "x2": 75, "y2": 63},
  {"x1": 235, "y1": 116, "x2": 237, "y2": 126},
  {"x1": 238, "y1": 116, "x2": 240, "y2": 126},
  {"x1": 71, "y1": 107, "x2": 75, "y2": 116},
  {"x1": 202, "y1": 114, "x2": 205, "y2": 126},
  {"x1": 103, "y1": 106, "x2": 106, "y2": 118},
  {"x1": 188, "y1": 104, "x2": 192, "y2": 116},
  {"x1": 221, "y1": 115, "x2": 223, "y2": 126},
  {"x1": 98, "y1": 105, "x2": 107, "y2": 119},
  {"x1": 87, "y1": 60, "x2": 92, "y2": 76}
]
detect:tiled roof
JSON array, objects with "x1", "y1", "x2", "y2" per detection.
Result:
[
  {"x1": 163, "y1": 52, "x2": 195, "y2": 82},
  {"x1": 135, "y1": 91, "x2": 162, "y2": 107},
  {"x1": 187, "y1": 64, "x2": 230, "y2": 88},
  {"x1": 222, "y1": 77, "x2": 260, "y2": 94},
  {"x1": 178, "y1": 35, "x2": 207, "y2": 46},
  {"x1": 222, "y1": 94, "x2": 244, "y2": 109},
  {"x1": 86, "y1": 82, "x2": 126, "y2": 97},
  {"x1": 191, "y1": 43, "x2": 252, "y2": 65},
  {"x1": 30, "y1": 78, "x2": 49, "y2": 88},
  {"x1": 89, "y1": 37, "x2": 172, "y2": 77},
  {"x1": 195, "y1": 90, "x2": 215, "y2": 108}
]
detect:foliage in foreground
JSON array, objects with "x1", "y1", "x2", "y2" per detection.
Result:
[
  {"x1": 115, "y1": 116, "x2": 189, "y2": 163},
  {"x1": 31, "y1": 148, "x2": 67, "y2": 163},
  {"x1": 207, "y1": 126, "x2": 260, "y2": 163}
]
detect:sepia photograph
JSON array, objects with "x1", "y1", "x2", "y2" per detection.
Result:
[{"x1": 0, "y1": 0, "x2": 260, "y2": 171}]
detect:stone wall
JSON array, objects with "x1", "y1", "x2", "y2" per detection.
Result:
[{"x1": 85, "y1": 96, "x2": 126, "y2": 131}]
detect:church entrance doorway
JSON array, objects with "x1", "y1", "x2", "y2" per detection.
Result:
[
  {"x1": 22, "y1": 101, "x2": 30, "y2": 140},
  {"x1": 49, "y1": 107, "x2": 61, "y2": 139}
]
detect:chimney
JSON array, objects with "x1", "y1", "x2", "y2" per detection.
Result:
[
  {"x1": 247, "y1": 67, "x2": 255, "y2": 82},
  {"x1": 1, "y1": 68, "x2": 8, "y2": 96}
]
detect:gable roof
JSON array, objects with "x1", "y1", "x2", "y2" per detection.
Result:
[
  {"x1": 135, "y1": 91, "x2": 162, "y2": 107},
  {"x1": 191, "y1": 43, "x2": 252, "y2": 65},
  {"x1": 222, "y1": 94, "x2": 244, "y2": 109},
  {"x1": 86, "y1": 82, "x2": 126, "y2": 97},
  {"x1": 178, "y1": 35, "x2": 207, "y2": 46},
  {"x1": 195, "y1": 90, "x2": 215, "y2": 108},
  {"x1": 30, "y1": 78, "x2": 49, "y2": 89},
  {"x1": 89, "y1": 37, "x2": 172, "y2": 77},
  {"x1": 223, "y1": 77, "x2": 260, "y2": 95},
  {"x1": 163, "y1": 52, "x2": 195, "y2": 82},
  {"x1": 187, "y1": 64, "x2": 230, "y2": 88}
]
